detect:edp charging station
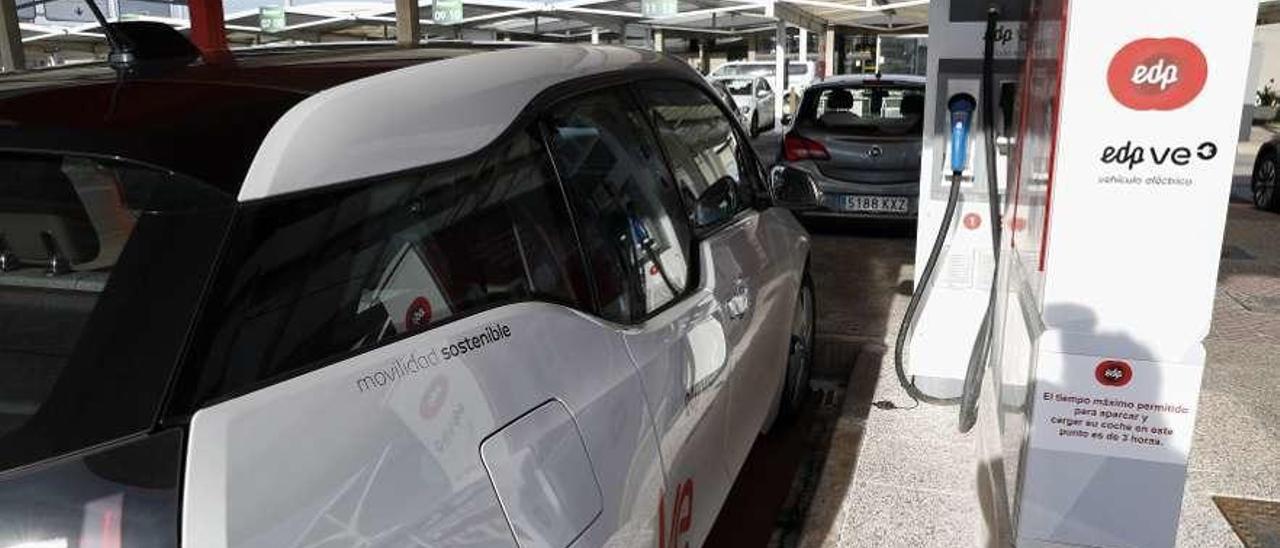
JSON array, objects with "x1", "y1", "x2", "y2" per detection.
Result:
[{"x1": 912, "y1": 0, "x2": 1259, "y2": 546}]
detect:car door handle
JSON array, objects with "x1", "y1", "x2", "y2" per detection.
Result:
[{"x1": 727, "y1": 278, "x2": 751, "y2": 320}]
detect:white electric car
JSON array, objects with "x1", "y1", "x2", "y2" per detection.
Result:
[{"x1": 0, "y1": 40, "x2": 816, "y2": 548}]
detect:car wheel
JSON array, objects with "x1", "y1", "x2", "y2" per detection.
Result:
[
  {"x1": 779, "y1": 271, "x2": 815, "y2": 423},
  {"x1": 1253, "y1": 148, "x2": 1280, "y2": 211}
]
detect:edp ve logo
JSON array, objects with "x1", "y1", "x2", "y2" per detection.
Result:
[{"x1": 1100, "y1": 140, "x2": 1218, "y2": 170}]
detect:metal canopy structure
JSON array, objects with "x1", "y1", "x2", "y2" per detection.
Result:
[{"x1": 11, "y1": 0, "x2": 924, "y2": 59}]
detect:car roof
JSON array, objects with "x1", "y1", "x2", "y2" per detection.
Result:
[
  {"x1": 811, "y1": 73, "x2": 926, "y2": 88},
  {"x1": 0, "y1": 42, "x2": 688, "y2": 201},
  {"x1": 239, "y1": 44, "x2": 683, "y2": 201},
  {"x1": 0, "y1": 43, "x2": 509, "y2": 195}
]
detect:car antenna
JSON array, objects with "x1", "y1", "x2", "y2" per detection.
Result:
[{"x1": 81, "y1": 0, "x2": 136, "y2": 68}]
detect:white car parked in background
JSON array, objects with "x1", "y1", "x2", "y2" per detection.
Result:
[
  {"x1": 710, "y1": 60, "x2": 818, "y2": 108},
  {"x1": 711, "y1": 75, "x2": 776, "y2": 136},
  {"x1": 0, "y1": 37, "x2": 820, "y2": 548}
]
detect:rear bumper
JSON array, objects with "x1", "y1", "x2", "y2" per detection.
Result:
[{"x1": 777, "y1": 161, "x2": 920, "y2": 219}]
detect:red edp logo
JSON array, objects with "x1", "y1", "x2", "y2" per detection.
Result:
[
  {"x1": 1107, "y1": 38, "x2": 1208, "y2": 111},
  {"x1": 1095, "y1": 360, "x2": 1134, "y2": 388}
]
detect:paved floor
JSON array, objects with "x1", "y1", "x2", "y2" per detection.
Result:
[{"x1": 711, "y1": 128, "x2": 1280, "y2": 547}]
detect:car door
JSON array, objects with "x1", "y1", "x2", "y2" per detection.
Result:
[
  {"x1": 542, "y1": 88, "x2": 735, "y2": 548},
  {"x1": 635, "y1": 80, "x2": 803, "y2": 485}
]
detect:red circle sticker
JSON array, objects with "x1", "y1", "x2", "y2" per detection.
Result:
[
  {"x1": 419, "y1": 376, "x2": 449, "y2": 419},
  {"x1": 405, "y1": 296, "x2": 433, "y2": 330},
  {"x1": 1107, "y1": 37, "x2": 1208, "y2": 111},
  {"x1": 1095, "y1": 360, "x2": 1134, "y2": 388},
  {"x1": 963, "y1": 213, "x2": 982, "y2": 230}
]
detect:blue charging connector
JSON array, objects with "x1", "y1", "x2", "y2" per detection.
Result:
[{"x1": 947, "y1": 93, "x2": 977, "y2": 174}]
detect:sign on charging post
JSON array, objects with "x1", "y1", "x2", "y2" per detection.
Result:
[{"x1": 1012, "y1": 1, "x2": 1258, "y2": 546}]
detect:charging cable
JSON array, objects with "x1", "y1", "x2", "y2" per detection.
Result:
[{"x1": 889, "y1": 7, "x2": 1001, "y2": 423}]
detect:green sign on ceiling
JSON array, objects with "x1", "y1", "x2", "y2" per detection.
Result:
[
  {"x1": 434, "y1": 0, "x2": 464, "y2": 25},
  {"x1": 642, "y1": 0, "x2": 677, "y2": 17},
  {"x1": 259, "y1": 5, "x2": 286, "y2": 33}
]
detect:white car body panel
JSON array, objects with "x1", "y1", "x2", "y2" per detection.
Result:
[
  {"x1": 238, "y1": 45, "x2": 671, "y2": 202},
  {"x1": 184, "y1": 303, "x2": 664, "y2": 548}
]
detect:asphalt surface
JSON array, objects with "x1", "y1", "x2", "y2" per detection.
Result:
[{"x1": 704, "y1": 130, "x2": 920, "y2": 548}]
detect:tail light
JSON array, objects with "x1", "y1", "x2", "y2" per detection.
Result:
[
  {"x1": 783, "y1": 134, "x2": 830, "y2": 162},
  {"x1": 0, "y1": 430, "x2": 182, "y2": 548}
]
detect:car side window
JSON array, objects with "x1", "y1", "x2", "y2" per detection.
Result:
[
  {"x1": 544, "y1": 90, "x2": 693, "y2": 323},
  {"x1": 757, "y1": 78, "x2": 771, "y2": 93},
  {"x1": 636, "y1": 80, "x2": 757, "y2": 228},
  {"x1": 173, "y1": 126, "x2": 588, "y2": 409}
]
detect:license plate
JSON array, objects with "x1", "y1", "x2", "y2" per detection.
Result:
[{"x1": 842, "y1": 195, "x2": 910, "y2": 213}]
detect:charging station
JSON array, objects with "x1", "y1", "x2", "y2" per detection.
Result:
[{"x1": 901, "y1": 0, "x2": 1260, "y2": 546}]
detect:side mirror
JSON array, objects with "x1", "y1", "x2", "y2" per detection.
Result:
[
  {"x1": 694, "y1": 176, "x2": 738, "y2": 225},
  {"x1": 769, "y1": 166, "x2": 821, "y2": 209}
]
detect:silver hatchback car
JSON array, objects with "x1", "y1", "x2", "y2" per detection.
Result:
[
  {"x1": 0, "y1": 40, "x2": 815, "y2": 548},
  {"x1": 776, "y1": 74, "x2": 925, "y2": 219}
]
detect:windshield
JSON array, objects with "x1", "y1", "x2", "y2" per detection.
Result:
[
  {"x1": 801, "y1": 84, "x2": 926, "y2": 137},
  {"x1": 0, "y1": 152, "x2": 231, "y2": 469},
  {"x1": 712, "y1": 63, "x2": 808, "y2": 78}
]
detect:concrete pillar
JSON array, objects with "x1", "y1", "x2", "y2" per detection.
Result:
[
  {"x1": 619, "y1": 22, "x2": 628, "y2": 47},
  {"x1": 798, "y1": 28, "x2": 807, "y2": 63},
  {"x1": 653, "y1": 28, "x2": 663, "y2": 52},
  {"x1": 775, "y1": 20, "x2": 786, "y2": 123},
  {"x1": 395, "y1": 0, "x2": 420, "y2": 47},
  {"x1": 747, "y1": 34, "x2": 757, "y2": 61},
  {"x1": 0, "y1": 0, "x2": 24, "y2": 73},
  {"x1": 591, "y1": 27, "x2": 600, "y2": 44},
  {"x1": 824, "y1": 26, "x2": 835, "y2": 77},
  {"x1": 698, "y1": 38, "x2": 711, "y2": 74}
]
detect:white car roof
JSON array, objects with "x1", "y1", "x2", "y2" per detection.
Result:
[{"x1": 239, "y1": 44, "x2": 677, "y2": 201}]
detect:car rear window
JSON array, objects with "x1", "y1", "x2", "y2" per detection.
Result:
[
  {"x1": 0, "y1": 152, "x2": 231, "y2": 468},
  {"x1": 722, "y1": 79, "x2": 754, "y2": 95},
  {"x1": 801, "y1": 84, "x2": 926, "y2": 137},
  {"x1": 169, "y1": 126, "x2": 590, "y2": 412}
]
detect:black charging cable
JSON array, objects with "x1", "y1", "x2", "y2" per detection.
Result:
[
  {"x1": 958, "y1": 6, "x2": 1004, "y2": 433},
  {"x1": 884, "y1": 6, "x2": 1001, "y2": 416}
]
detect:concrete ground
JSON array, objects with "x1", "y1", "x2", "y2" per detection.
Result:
[{"x1": 707, "y1": 128, "x2": 1280, "y2": 547}]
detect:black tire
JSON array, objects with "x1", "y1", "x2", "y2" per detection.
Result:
[
  {"x1": 779, "y1": 271, "x2": 815, "y2": 422},
  {"x1": 1253, "y1": 148, "x2": 1280, "y2": 211}
]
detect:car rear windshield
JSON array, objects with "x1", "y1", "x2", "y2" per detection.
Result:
[
  {"x1": 723, "y1": 79, "x2": 754, "y2": 95},
  {"x1": 0, "y1": 152, "x2": 231, "y2": 469},
  {"x1": 713, "y1": 63, "x2": 807, "y2": 77},
  {"x1": 800, "y1": 84, "x2": 925, "y2": 137}
]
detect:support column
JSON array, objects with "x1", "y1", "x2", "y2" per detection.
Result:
[
  {"x1": 618, "y1": 23, "x2": 628, "y2": 46},
  {"x1": 395, "y1": 0, "x2": 420, "y2": 47},
  {"x1": 798, "y1": 27, "x2": 807, "y2": 63},
  {"x1": 590, "y1": 27, "x2": 600, "y2": 44},
  {"x1": 747, "y1": 34, "x2": 757, "y2": 61},
  {"x1": 0, "y1": 0, "x2": 23, "y2": 73},
  {"x1": 774, "y1": 20, "x2": 786, "y2": 123},
  {"x1": 698, "y1": 38, "x2": 710, "y2": 74},
  {"x1": 824, "y1": 26, "x2": 835, "y2": 76},
  {"x1": 653, "y1": 28, "x2": 663, "y2": 52},
  {"x1": 188, "y1": 0, "x2": 230, "y2": 62}
]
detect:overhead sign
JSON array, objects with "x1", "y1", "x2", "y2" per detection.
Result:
[
  {"x1": 642, "y1": 0, "x2": 677, "y2": 18},
  {"x1": 433, "y1": 0, "x2": 464, "y2": 25},
  {"x1": 259, "y1": 5, "x2": 286, "y2": 33}
]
